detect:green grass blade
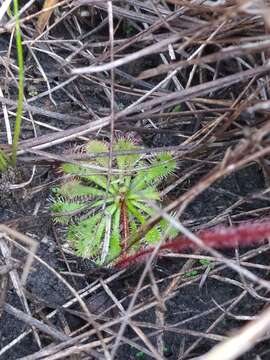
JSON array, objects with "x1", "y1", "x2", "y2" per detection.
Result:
[
  {"x1": 11, "y1": 0, "x2": 24, "y2": 166},
  {"x1": 0, "y1": 149, "x2": 9, "y2": 171}
]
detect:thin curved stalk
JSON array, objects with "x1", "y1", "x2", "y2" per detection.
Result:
[{"x1": 11, "y1": 0, "x2": 24, "y2": 166}]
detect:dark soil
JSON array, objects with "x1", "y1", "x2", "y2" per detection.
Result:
[
  {"x1": 1, "y1": 2, "x2": 270, "y2": 359},
  {"x1": 1, "y1": 155, "x2": 270, "y2": 359}
]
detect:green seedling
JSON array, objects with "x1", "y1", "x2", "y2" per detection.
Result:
[
  {"x1": 184, "y1": 270, "x2": 199, "y2": 278},
  {"x1": 51, "y1": 138, "x2": 177, "y2": 265},
  {"x1": 123, "y1": 22, "x2": 136, "y2": 36},
  {"x1": 199, "y1": 259, "x2": 211, "y2": 266},
  {"x1": 164, "y1": 345, "x2": 172, "y2": 356},
  {"x1": 171, "y1": 104, "x2": 181, "y2": 112},
  {"x1": 135, "y1": 345, "x2": 171, "y2": 359},
  {"x1": 135, "y1": 351, "x2": 146, "y2": 359},
  {"x1": 199, "y1": 258, "x2": 213, "y2": 268}
]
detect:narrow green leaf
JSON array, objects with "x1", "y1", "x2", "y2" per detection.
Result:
[
  {"x1": 68, "y1": 213, "x2": 104, "y2": 257},
  {"x1": 128, "y1": 188, "x2": 160, "y2": 201},
  {"x1": 107, "y1": 207, "x2": 121, "y2": 261},
  {"x1": 51, "y1": 200, "x2": 85, "y2": 224},
  {"x1": 131, "y1": 153, "x2": 176, "y2": 190},
  {"x1": 11, "y1": 0, "x2": 24, "y2": 166},
  {"x1": 148, "y1": 153, "x2": 176, "y2": 182},
  {"x1": 132, "y1": 200, "x2": 155, "y2": 217},
  {"x1": 145, "y1": 226, "x2": 161, "y2": 244},
  {"x1": 61, "y1": 162, "x2": 117, "y2": 193},
  {"x1": 126, "y1": 200, "x2": 146, "y2": 224},
  {"x1": 88, "y1": 198, "x2": 114, "y2": 210},
  {"x1": 85, "y1": 140, "x2": 109, "y2": 167},
  {"x1": 58, "y1": 180, "x2": 106, "y2": 198},
  {"x1": 0, "y1": 149, "x2": 9, "y2": 171},
  {"x1": 113, "y1": 138, "x2": 140, "y2": 169},
  {"x1": 159, "y1": 218, "x2": 179, "y2": 239}
]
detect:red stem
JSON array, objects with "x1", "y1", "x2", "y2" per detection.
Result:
[
  {"x1": 120, "y1": 199, "x2": 129, "y2": 249},
  {"x1": 115, "y1": 219, "x2": 270, "y2": 269}
]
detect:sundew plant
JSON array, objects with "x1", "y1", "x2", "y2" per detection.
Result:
[{"x1": 51, "y1": 138, "x2": 177, "y2": 265}]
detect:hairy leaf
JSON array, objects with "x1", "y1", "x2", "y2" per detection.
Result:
[
  {"x1": 126, "y1": 199, "x2": 146, "y2": 224},
  {"x1": 128, "y1": 188, "x2": 160, "y2": 201},
  {"x1": 57, "y1": 179, "x2": 106, "y2": 198},
  {"x1": 132, "y1": 200, "x2": 155, "y2": 217},
  {"x1": 85, "y1": 140, "x2": 109, "y2": 167},
  {"x1": 113, "y1": 138, "x2": 141, "y2": 170},
  {"x1": 131, "y1": 153, "x2": 176, "y2": 190},
  {"x1": 159, "y1": 217, "x2": 179, "y2": 239},
  {"x1": 145, "y1": 225, "x2": 161, "y2": 244},
  {"x1": 68, "y1": 213, "x2": 104, "y2": 257},
  {"x1": 61, "y1": 163, "x2": 113, "y2": 191},
  {"x1": 51, "y1": 199, "x2": 85, "y2": 224},
  {"x1": 107, "y1": 207, "x2": 121, "y2": 262}
]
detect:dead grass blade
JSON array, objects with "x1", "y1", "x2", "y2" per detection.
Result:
[
  {"x1": 36, "y1": 0, "x2": 60, "y2": 35},
  {"x1": 203, "y1": 303, "x2": 270, "y2": 360},
  {"x1": 0, "y1": 225, "x2": 38, "y2": 285}
]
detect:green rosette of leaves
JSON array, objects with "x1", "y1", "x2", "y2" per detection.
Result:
[{"x1": 51, "y1": 138, "x2": 177, "y2": 265}]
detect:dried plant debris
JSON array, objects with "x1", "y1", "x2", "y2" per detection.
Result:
[{"x1": 1, "y1": 0, "x2": 270, "y2": 358}]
